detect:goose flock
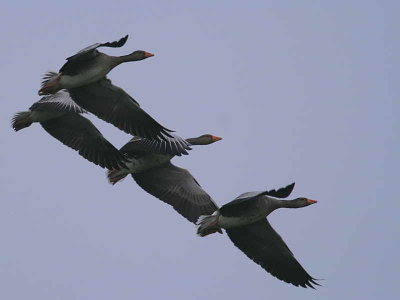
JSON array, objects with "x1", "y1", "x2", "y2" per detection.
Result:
[{"x1": 12, "y1": 35, "x2": 319, "y2": 288}]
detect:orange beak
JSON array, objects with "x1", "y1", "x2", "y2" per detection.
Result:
[
  {"x1": 212, "y1": 136, "x2": 222, "y2": 142},
  {"x1": 307, "y1": 199, "x2": 318, "y2": 204},
  {"x1": 144, "y1": 52, "x2": 154, "y2": 58}
]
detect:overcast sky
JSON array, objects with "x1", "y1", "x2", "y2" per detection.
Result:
[{"x1": 1, "y1": 1, "x2": 399, "y2": 299}]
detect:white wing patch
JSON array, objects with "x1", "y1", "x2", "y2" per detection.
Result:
[
  {"x1": 122, "y1": 133, "x2": 192, "y2": 156},
  {"x1": 30, "y1": 90, "x2": 87, "y2": 114}
]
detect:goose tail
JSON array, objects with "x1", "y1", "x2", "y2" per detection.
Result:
[
  {"x1": 11, "y1": 111, "x2": 32, "y2": 131},
  {"x1": 196, "y1": 213, "x2": 222, "y2": 237},
  {"x1": 107, "y1": 168, "x2": 129, "y2": 185}
]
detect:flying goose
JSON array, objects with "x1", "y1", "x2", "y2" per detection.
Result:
[
  {"x1": 197, "y1": 183, "x2": 319, "y2": 288},
  {"x1": 38, "y1": 35, "x2": 153, "y2": 95},
  {"x1": 37, "y1": 35, "x2": 176, "y2": 141},
  {"x1": 12, "y1": 90, "x2": 126, "y2": 170},
  {"x1": 107, "y1": 134, "x2": 222, "y2": 223}
]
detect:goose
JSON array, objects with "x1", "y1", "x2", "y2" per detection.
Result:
[
  {"x1": 12, "y1": 90, "x2": 126, "y2": 170},
  {"x1": 12, "y1": 91, "x2": 190, "y2": 169},
  {"x1": 37, "y1": 36, "x2": 176, "y2": 141},
  {"x1": 38, "y1": 35, "x2": 153, "y2": 95},
  {"x1": 197, "y1": 183, "x2": 319, "y2": 288},
  {"x1": 107, "y1": 134, "x2": 222, "y2": 223}
]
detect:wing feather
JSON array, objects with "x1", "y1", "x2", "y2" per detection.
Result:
[
  {"x1": 40, "y1": 114, "x2": 126, "y2": 170},
  {"x1": 30, "y1": 90, "x2": 86, "y2": 114},
  {"x1": 68, "y1": 78, "x2": 174, "y2": 140},
  {"x1": 226, "y1": 219, "x2": 319, "y2": 288},
  {"x1": 132, "y1": 162, "x2": 218, "y2": 223}
]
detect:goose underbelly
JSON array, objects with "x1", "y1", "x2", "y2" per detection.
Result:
[
  {"x1": 128, "y1": 154, "x2": 172, "y2": 174},
  {"x1": 60, "y1": 66, "x2": 110, "y2": 89},
  {"x1": 218, "y1": 214, "x2": 266, "y2": 229},
  {"x1": 30, "y1": 111, "x2": 66, "y2": 123}
]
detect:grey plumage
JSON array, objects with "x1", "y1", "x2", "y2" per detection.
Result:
[
  {"x1": 68, "y1": 78, "x2": 176, "y2": 142},
  {"x1": 132, "y1": 162, "x2": 218, "y2": 223},
  {"x1": 61, "y1": 35, "x2": 129, "y2": 75},
  {"x1": 120, "y1": 134, "x2": 191, "y2": 157},
  {"x1": 108, "y1": 134, "x2": 222, "y2": 223},
  {"x1": 226, "y1": 219, "x2": 319, "y2": 288},
  {"x1": 12, "y1": 91, "x2": 126, "y2": 170}
]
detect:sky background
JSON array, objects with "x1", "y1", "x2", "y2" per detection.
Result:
[{"x1": 1, "y1": 1, "x2": 399, "y2": 299}]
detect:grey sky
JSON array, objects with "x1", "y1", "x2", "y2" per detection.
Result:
[{"x1": 1, "y1": 1, "x2": 399, "y2": 299}]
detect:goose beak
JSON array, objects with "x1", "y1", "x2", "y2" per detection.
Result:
[
  {"x1": 307, "y1": 199, "x2": 318, "y2": 204},
  {"x1": 144, "y1": 52, "x2": 154, "y2": 58},
  {"x1": 212, "y1": 136, "x2": 222, "y2": 142}
]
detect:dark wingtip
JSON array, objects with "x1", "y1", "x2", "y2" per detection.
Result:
[
  {"x1": 102, "y1": 35, "x2": 130, "y2": 49},
  {"x1": 115, "y1": 35, "x2": 129, "y2": 48},
  {"x1": 261, "y1": 182, "x2": 296, "y2": 198},
  {"x1": 310, "y1": 278, "x2": 322, "y2": 287},
  {"x1": 287, "y1": 182, "x2": 295, "y2": 193},
  {"x1": 302, "y1": 277, "x2": 321, "y2": 289}
]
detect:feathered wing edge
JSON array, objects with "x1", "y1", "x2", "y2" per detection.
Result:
[
  {"x1": 100, "y1": 35, "x2": 129, "y2": 48},
  {"x1": 120, "y1": 134, "x2": 192, "y2": 157},
  {"x1": 226, "y1": 219, "x2": 320, "y2": 288},
  {"x1": 261, "y1": 182, "x2": 296, "y2": 198}
]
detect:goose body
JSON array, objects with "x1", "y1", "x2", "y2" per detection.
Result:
[
  {"x1": 123, "y1": 152, "x2": 173, "y2": 174},
  {"x1": 12, "y1": 89, "x2": 86, "y2": 128},
  {"x1": 218, "y1": 213, "x2": 266, "y2": 229},
  {"x1": 38, "y1": 35, "x2": 153, "y2": 95},
  {"x1": 29, "y1": 110, "x2": 65, "y2": 123},
  {"x1": 108, "y1": 134, "x2": 221, "y2": 181},
  {"x1": 58, "y1": 54, "x2": 114, "y2": 89}
]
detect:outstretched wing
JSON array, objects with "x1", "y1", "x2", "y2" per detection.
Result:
[
  {"x1": 262, "y1": 182, "x2": 295, "y2": 198},
  {"x1": 120, "y1": 135, "x2": 191, "y2": 157},
  {"x1": 40, "y1": 114, "x2": 127, "y2": 170},
  {"x1": 226, "y1": 219, "x2": 319, "y2": 288},
  {"x1": 68, "y1": 78, "x2": 174, "y2": 140},
  {"x1": 132, "y1": 162, "x2": 218, "y2": 223}
]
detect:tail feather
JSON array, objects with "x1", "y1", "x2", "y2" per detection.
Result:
[
  {"x1": 197, "y1": 214, "x2": 222, "y2": 237},
  {"x1": 38, "y1": 71, "x2": 61, "y2": 95},
  {"x1": 40, "y1": 71, "x2": 59, "y2": 88},
  {"x1": 107, "y1": 168, "x2": 129, "y2": 185},
  {"x1": 11, "y1": 111, "x2": 32, "y2": 131}
]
